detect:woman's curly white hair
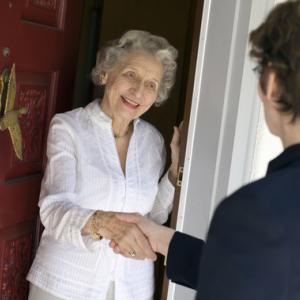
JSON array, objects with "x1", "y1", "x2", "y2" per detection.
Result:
[{"x1": 91, "y1": 30, "x2": 178, "y2": 106}]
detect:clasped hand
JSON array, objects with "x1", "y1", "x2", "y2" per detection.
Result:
[
  {"x1": 84, "y1": 211, "x2": 173, "y2": 260},
  {"x1": 109, "y1": 212, "x2": 175, "y2": 260},
  {"x1": 89, "y1": 211, "x2": 158, "y2": 260}
]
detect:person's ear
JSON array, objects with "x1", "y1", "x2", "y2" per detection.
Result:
[
  {"x1": 265, "y1": 71, "x2": 280, "y2": 102},
  {"x1": 100, "y1": 72, "x2": 108, "y2": 85}
]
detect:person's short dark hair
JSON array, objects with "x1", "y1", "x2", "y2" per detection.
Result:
[{"x1": 249, "y1": 0, "x2": 300, "y2": 122}]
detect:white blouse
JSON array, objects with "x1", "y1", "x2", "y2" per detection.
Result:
[{"x1": 27, "y1": 99, "x2": 175, "y2": 300}]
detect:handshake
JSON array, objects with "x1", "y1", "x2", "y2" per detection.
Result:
[{"x1": 84, "y1": 211, "x2": 176, "y2": 261}]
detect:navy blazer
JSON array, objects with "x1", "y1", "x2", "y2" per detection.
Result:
[{"x1": 167, "y1": 143, "x2": 300, "y2": 300}]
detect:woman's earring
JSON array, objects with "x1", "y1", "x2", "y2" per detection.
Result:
[
  {"x1": 99, "y1": 74, "x2": 104, "y2": 85},
  {"x1": 100, "y1": 73, "x2": 107, "y2": 85}
]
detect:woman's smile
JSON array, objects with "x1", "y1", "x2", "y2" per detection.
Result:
[{"x1": 121, "y1": 95, "x2": 140, "y2": 110}]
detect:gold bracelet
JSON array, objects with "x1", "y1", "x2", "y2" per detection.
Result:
[{"x1": 91, "y1": 212, "x2": 103, "y2": 241}]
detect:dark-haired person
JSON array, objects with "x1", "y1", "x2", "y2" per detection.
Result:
[
  {"x1": 26, "y1": 30, "x2": 180, "y2": 300},
  {"x1": 114, "y1": 1, "x2": 300, "y2": 299}
]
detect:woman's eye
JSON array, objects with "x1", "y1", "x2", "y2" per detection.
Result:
[
  {"x1": 147, "y1": 82, "x2": 157, "y2": 90},
  {"x1": 126, "y1": 71, "x2": 136, "y2": 79}
]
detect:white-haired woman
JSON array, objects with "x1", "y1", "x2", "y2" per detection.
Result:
[{"x1": 27, "y1": 30, "x2": 179, "y2": 300}]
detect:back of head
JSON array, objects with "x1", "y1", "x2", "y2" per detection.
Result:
[
  {"x1": 92, "y1": 30, "x2": 178, "y2": 106},
  {"x1": 249, "y1": 0, "x2": 300, "y2": 122}
]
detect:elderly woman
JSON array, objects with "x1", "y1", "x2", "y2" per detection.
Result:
[
  {"x1": 115, "y1": 1, "x2": 300, "y2": 300},
  {"x1": 27, "y1": 30, "x2": 179, "y2": 300}
]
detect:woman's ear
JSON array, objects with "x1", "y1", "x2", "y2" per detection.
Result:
[
  {"x1": 100, "y1": 72, "x2": 108, "y2": 85},
  {"x1": 265, "y1": 71, "x2": 280, "y2": 102}
]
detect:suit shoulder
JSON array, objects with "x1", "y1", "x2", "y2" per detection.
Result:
[
  {"x1": 214, "y1": 178, "x2": 272, "y2": 221},
  {"x1": 215, "y1": 169, "x2": 298, "y2": 223},
  {"x1": 228, "y1": 168, "x2": 300, "y2": 205}
]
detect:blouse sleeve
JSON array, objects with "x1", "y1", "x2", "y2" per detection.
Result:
[
  {"x1": 149, "y1": 136, "x2": 175, "y2": 224},
  {"x1": 38, "y1": 116, "x2": 100, "y2": 251}
]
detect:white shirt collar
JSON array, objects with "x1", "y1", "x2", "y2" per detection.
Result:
[{"x1": 85, "y1": 99, "x2": 140, "y2": 129}]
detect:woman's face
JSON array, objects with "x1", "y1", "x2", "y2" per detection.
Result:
[{"x1": 101, "y1": 51, "x2": 163, "y2": 122}]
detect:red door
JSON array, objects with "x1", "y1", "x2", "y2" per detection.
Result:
[{"x1": 0, "y1": 1, "x2": 84, "y2": 299}]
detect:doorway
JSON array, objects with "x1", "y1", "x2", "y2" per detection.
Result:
[{"x1": 73, "y1": 1, "x2": 204, "y2": 299}]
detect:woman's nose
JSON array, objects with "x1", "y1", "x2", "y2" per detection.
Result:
[{"x1": 130, "y1": 81, "x2": 144, "y2": 99}]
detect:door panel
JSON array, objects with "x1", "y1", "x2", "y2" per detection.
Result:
[
  {"x1": 22, "y1": 0, "x2": 66, "y2": 28},
  {"x1": 5, "y1": 69, "x2": 55, "y2": 177},
  {"x1": 0, "y1": 1, "x2": 84, "y2": 298},
  {"x1": 0, "y1": 221, "x2": 34, "y2": 300}
]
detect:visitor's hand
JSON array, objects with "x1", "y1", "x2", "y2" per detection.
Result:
[
  {"x1": 110, "y1": 213, "x2": 175, "y2": 257},
  {"x1": 169, "y1": 122, "x2": 182, "y2": 185},
  {"x1": 83, "y1": 211, "x2": 157, "y2": 260}
]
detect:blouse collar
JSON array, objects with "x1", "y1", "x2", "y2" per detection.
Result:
[{"x1": 85, "y1": 99, "x2": 140, "y2": 129}]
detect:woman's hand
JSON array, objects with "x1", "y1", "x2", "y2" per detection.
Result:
[
  {"x1": 110, "y1": 213, "x2": 175, "y2": 257},
  {"x1": 168, "y1": 122, "x2": 182, "y2": 185},
  {"x1": 83, "y1": 211, "x2": 157, "y2": 260}
]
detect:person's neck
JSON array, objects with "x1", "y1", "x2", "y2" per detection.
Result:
[
  {"x1": 280, "y1": 118, "x2": 300, "y2": 149},
  {"x1": 100, "y1": 101, "x2": 132, "y2": 138},
  {"x1": 112, "y1": 119, "x2": 132, "y2": 139}
]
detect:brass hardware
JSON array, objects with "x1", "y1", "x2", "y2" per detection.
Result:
[
  {"x1": 0, "y1": 64, "x2": 28, "y2": 160},
  {"x1": 176, "y1": 166, "x2": 184, "y2": 187},
  {"x1": 0, "y1": 68, "x2": 9, "y2": 114},
  {"x1": 2, "y1": 47, "x2": 10, "y2": 58},
  {"x1": 0, "y1": 74, "x2": 4, "y2": 113}
]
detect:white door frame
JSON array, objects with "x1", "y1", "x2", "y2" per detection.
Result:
[{"x1": 168, "y1": 0, "x2": 277, "y2": 299}]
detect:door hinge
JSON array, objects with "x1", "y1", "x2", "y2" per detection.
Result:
[{"x1": 176, "y1": 166, "x2": 184, "y2": 187}]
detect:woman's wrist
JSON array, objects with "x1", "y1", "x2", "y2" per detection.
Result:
[
  {"x1": 81, "y1": 213, "x2": 94, "y2": 236},
  {"x1": 91, "y1": 211, "x2": 105, "y2": 240},
  {"x1": 81, "y1": 210, "x2": 105, "y2": 239}
]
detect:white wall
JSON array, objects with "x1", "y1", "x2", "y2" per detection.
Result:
[
  {"x1": 169, "y1": 0, "x2": 279, "y2": 299},
  {"x1": 249, "y1": 107, "x2": 282, "y2": 181},
  {"x1": 249, "y1": 0, "x2": 286, "y2": 181},
  {"x1": 227, "y1": 0, "x2": 277, "y2": 194}
]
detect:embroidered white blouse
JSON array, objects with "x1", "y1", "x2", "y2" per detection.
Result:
[{"x1": 27, "y1": 100, "x2": 175, "y2": 300}]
